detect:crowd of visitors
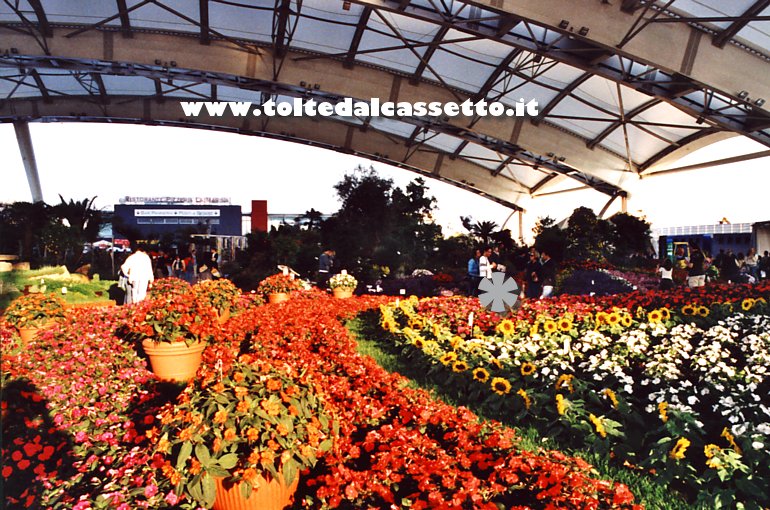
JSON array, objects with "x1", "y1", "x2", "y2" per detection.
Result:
[
  {"x1": 659, "y1": 241, "x2": 769, "y2": 290},
  {"x1": 467, "y1": 245, "x2": 554, "y2": 300}
]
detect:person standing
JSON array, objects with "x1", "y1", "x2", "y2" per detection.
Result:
[
  {"x1": 479, "y1": 246, "x2": 494, "y2": 280},
  {"x1": 524, "y1": 248, "x2": 542, "y2": 299},
  {"x1": 467, "y1": 248, "x2": 481, "y2": 296},
  {"x1": 745, "y1": 248, "x2": 759, "y2": 282},
  {"x1": 657, "y1": 258, "x2": 674, "y2": 290},
  {"x1": 318, "y1": 249, "x2": 335, "y2": 288},
  {"x1": 687, "y1": 241, "x2": 707, "y2": 288},
  {"x1": 539, "y1": 249, "x2": 556, "y2": 298},
  {"x1": 120, "y1": 244, "x2": 154, "y2": 304},
  {"x1": 209, "y1": 247, "x2": 220, "y2": 271},
  {"x1": 171, "y1": 253, "x2": 186, "y2": 279}
]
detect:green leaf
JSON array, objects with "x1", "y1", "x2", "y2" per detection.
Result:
[
  {"x1": 188, "y1": 479, "x2": 204, "y2": 505},
  {"x1": 319, "y1": 439, "x2": 333, "y2": 452},
  {"x1": 218, "y1": 453, "x2": 239, "y2": 470},
  {"x1": 202, "y1": 473, "x2": 217, "y2": 507},
  {"x1": 207, "y1": 465, "x2": 230, "y2": 478},
  {"x1": 240, "y1": 481, "x2": 252, "y2": 500},
  {"x1": 195, "y1": 443, "x2": 211, "y2": 466},
  {"x1": 176, "y1": 441, "x2": 193, "y2": 471}
]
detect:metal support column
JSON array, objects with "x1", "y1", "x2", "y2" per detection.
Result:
[{"x1": 13, "y1": 121, "x2": 44, "y2": 202}]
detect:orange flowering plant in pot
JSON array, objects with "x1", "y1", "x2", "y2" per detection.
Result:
[
  {"x1": 194, "y1": 279, "x2": 242, "y2": 320},
  {"x1": 4, "y1": 292, "x2": 66, "y2": 328},
  {"x1": 128, "y1": 292, "x2": 221, "y2": 381},
  {"x1": 151, "y1": 354, "x2": 336, "y2": 509},
  {"x1": 256, "y1": 274, "x2": 304, "y2": 296}
]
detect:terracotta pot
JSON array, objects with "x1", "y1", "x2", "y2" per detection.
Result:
[
  {"x1": 332, "y1": 288, "x2": 353, "y2": 299},
  {"x1": 18, "y1": 326, "x2": 42, "y2": 345},
  {"x1": 213, "y1": 472, "x2": 299, "y2": 510},
  {"x1": 217, "y1": 307, "x2": 231, "y2": 324},
  {"x1": 268, "y1": 293, "x2": 289, "y2": 304},
  {"x1": 141, "y1": 338, "x2": 206, "y2": 382}
]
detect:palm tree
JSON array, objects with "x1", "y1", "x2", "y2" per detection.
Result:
[{"x1": 461, "y1": 216, "x2": 499, "y2": 246}]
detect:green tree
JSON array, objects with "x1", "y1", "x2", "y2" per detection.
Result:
[
  {"x1": 533, "y1": 216, "x2": 567, "y2": 262},
  {"x1": 565, "y1": 206, "x2": 613, "y2": 261},
  {"x1": 610, "y1": 212, "x2": 652, "y2": 259}
]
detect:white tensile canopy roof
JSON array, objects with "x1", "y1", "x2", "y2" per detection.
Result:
[{"x1": 1, "y1": 0, "x2": 769, "y2": 213}]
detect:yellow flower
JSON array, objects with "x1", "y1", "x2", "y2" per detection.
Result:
[
  {"x1": 741, "y1": 298, "x2": 755, "y2": 311},
  {"x1": 520, "y1": 362, "x2": 536, "y2": 377},
  {"x1": 472, "y1": 367, "x2": 490, "y2": 383},
  {"x1": 413, "y1": 336, "x2": 425, "y2": 349},
  {"x1": 704, "y1": 443, "x2": 721, "y2": 459},
  {"x1": 621, "y1": 314, "x2": 633, "y2": 327},
  {"x1": 603, "y1": 388, "x2": 618, "y2": 409},
  {"x1": 658, "y1": 402, "x2": 668, "y2": 423},
  {"x1": 697, "y1": 306, "x2": 709, "y2": 317},
  {"x1": 721, "y1": 427, "x2": 742, "y2": 454},
  {"x1": 490, "y1": 377, "x2": 511, "y2": 396},
  {"x1": 606, "y1": 312, "x2": 621, "y2": 326},
  {"x1": 517, "y1": 388, "x2": 531, "y2": 410},
  {"x1": 682, "y1": 305, "x2": 696, "y2": 316},
  {"x1": 669, "y1": 437, "x2": 691, "y2": 460},
  {"x1": 647, "y1": 310, "x2": 662, "y2": 323},
  {"x1": 595, "y1": 312, "x2": 608, "y2": 326},
  {"x1": 659, "y1": 308, "x2": 671, "y2": 321},
  {"x1": 381, "y1": 319, "x2": 395, "y2": 332},
  {"x1": 529, "y1": 323, "x2": 539, "y2": 336},
  {"x1": 543, "y1": 320, "x2": 558, "y2": 334},
  {"x1": 558, "y1": 318, "x2": 573, "y2": 332},
  {"x1": 489, "y1": 358, "x2": 503, "y2": 370},
  {"x1": 449, "y1": 336, "x2": 464, "y2": 350},
  {"x1": 555, "y1": 394, "x2": 569, "y2": 415},
  {"x1": 452, "y1": 360, "x2": 468, "y2": 373},
  {"x1": 589, "y1": 414, "x2": 607, "y2": 438},
  {"x1": 431, "y1": 324, "x2": 441, "y2": 338},
  {"x1": 439, "y1": 352, "x2": 458, "y2": 366},
  {"x1": 497, "y1": 319, "x2": 515, "y2": 336},
  {"x1": 408, "y1": 318, "x2": 424, "y2": 329},
  {"x1": 555, "y1": 374, "x2": 574, "y2": 393}
]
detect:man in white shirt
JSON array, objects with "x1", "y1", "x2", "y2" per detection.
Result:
[
  {"x1": 120, "y1": 245, "x2": 154, "y2": 304},
  {"x1": 479, "y1": 246, "x2": 495, "y2": 279}
]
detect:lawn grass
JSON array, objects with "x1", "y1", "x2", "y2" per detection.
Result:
[
  {"x1": 0, "y1": 266, "x2": 116, "y2": 311},
  {"x1": 347, "y1": 313, "x2": 701, "y2": 510}
]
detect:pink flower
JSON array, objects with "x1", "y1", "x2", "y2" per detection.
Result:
[
  {"x1": 164, "y1": 491, "x2": 180, "y2": 505},
  {"x1": 144, "y1": 484, "x2": 158, "y2": 498},
  {"x1": 74, "y1": 431, "x2": 87, "y2": 443},
  {"x1": 73, "y1": 501, "x2": 91, "y2": 510},
  {"x1": 116, "y1": 504, "x2": 130, "y2": 510}
]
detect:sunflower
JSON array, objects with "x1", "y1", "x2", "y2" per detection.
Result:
[
  {"x1": 543, "y1": 320, "x2": 558, "y2": 334},
  {"x1": 595, "y1": 312, "x2": 607, "y2": 326},
  {"x1": 659, "y1": 307, "x2": 671, "y2": 321},
  {"x1": 723, "y1": 302, "x2": 734, "y2": 313},
  {"x1": 555, "y1": 374, "x2": 574, "y2": 393},
  {"x1": 472, "y1": 367, "x2": 490, "y2": 383},
  {"x1": 381, "y1": 319, "x2": 395, "y2": 332},
  {"x1": 517, "y1": 388, "x2": 531, "y2": 410},
  {"x1": 497, "y1": 319, "x2": 515, "y2": 336},
  {"x1": 489, "y1": 358, "x2": 503, "y2": 370},
  {"x1": 704, "y1": 444, "x2": 723, "y2": 469},
  {"x1": 408, "y1": 318, "x2": 424, "y2": 329},
  {"x1": 669, "y1": 437, "x2": 691, "y2": 460},
  {"x1": 697, "y1": 306, "x2": 709, "y2": 317},
  {"x1": 681, "y1": 304, "x2": 696, "y2": 316},
  {"x1": 413, "y1": 337, "x2": 425, "y2": 349},
  {"x1": 529, "y1": 323, "x2": 539, "y2": 336},
  {"x1": 555, "y1": 394, "x2": 569, "y2": 415},
  {"x1": 658, "y1": 401, "x2": 669, "y2": 423},
  {"x1": 620, "y1": 314, "x2": 633, "y2": 327},
  {"x1": 606, "y1": 312, "x2": 621, "y2": 326},
  {"x1": 589, "y1": 413, "x2": 607, "y2": 438},
  {"x1": 647, "y1": 310, "x2": 662, "y2": 323},
  {"x1": 439, "y1": 352, "x2": 458, "y2": 366},
  {"x1": 449, "y1": 336, "x2": 464, "y2": 350},
  {"x1": 721, "y1": 427, "x2": 742, "y2": 454},
  {"x1": 603, "y1": 388, "x2": 618, "y2": 409},
  {"x1": 558, "y1": 318, "x2": 573, "y2": 332},
  {"x1": 520, "y1": 362, "x2": 536, "y2": 377},
  {"x1": 452, "y1": 360, "x2": 469, "y2": 373},
  {"x1": 741, "y1": 298, "x2": 755, "y2": 311},
  {"x1": 490, "y1": 377, "x2": 512, "y2": 396}
]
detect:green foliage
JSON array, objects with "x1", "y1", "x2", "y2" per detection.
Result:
[
  {"x1": 610, "y1": 212, "x2": 653, "y2": 259},
  {"x1": 533, "y1": 216, "x2": 567, "y2": 261}
]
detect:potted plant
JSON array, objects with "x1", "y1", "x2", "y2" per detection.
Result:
[
  {"x1": 128, "y1": 293, "x2": 220, "y2": 382},
  {"x1": 4, "y1": 293, "x2": 66, "y2": 344},
  {"x1": 151, "y1": 354, "x2": 335, "y2": 510},
  {"x1": 328, "y1": 272, "x2": 357, "y2": 299},
  {"x1": 194, "y1": 279, "x2": 241, "y2": 323},
  {"x1": 149, "y1": 276, "x2": 192, "y2": 299},
  {"x1": 257, "y1": 274, "x2": 303, "y2": 304}
]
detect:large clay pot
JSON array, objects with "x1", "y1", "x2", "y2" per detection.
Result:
[
  {"x1": 332, "y1": 288, "x2": 353, "y2": 299},
  {"x1": 141, "y1": 339, "x2": 206, "y2": 382},
  {"x1": 18, "y1": 326, "x2": 42, "y2": 345},
  {"x1": 213, "y1": 472, "x2": 299, "y2": 510},
  {"x1": 268, "y1": 293, "x2": 289, "y2": 304}
]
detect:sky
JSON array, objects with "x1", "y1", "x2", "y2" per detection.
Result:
[{"x1": 1, "y1": 122, "x2": 769, "y2": 243}]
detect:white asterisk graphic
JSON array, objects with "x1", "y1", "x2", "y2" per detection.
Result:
[{"x1": 478, "y1": 273, "x2": 520, "y2": 313}]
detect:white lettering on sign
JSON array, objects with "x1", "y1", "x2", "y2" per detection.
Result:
[{"x1": 134, "y1": 209, "x2": 221, "y2": 217}]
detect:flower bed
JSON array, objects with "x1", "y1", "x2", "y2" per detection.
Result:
[
  {"x1": 1, "y1": 291, "x2": 638, "y2": 509},
  {"x1": 377, "y1": 286, "x2": 770, "y2": 507}
]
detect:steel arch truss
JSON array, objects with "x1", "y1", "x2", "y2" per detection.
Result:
[{"x1": 1, "y1": 0, "x2": 769, "y2": 208}]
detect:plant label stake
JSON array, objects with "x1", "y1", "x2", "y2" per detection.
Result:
[{"x1": 468, "y1": 312, "x2": 474, "y2": 329}]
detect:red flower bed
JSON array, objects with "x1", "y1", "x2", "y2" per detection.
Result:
[{"x1": 2, "y1": 293, "x2": 639, "y2": 509}]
